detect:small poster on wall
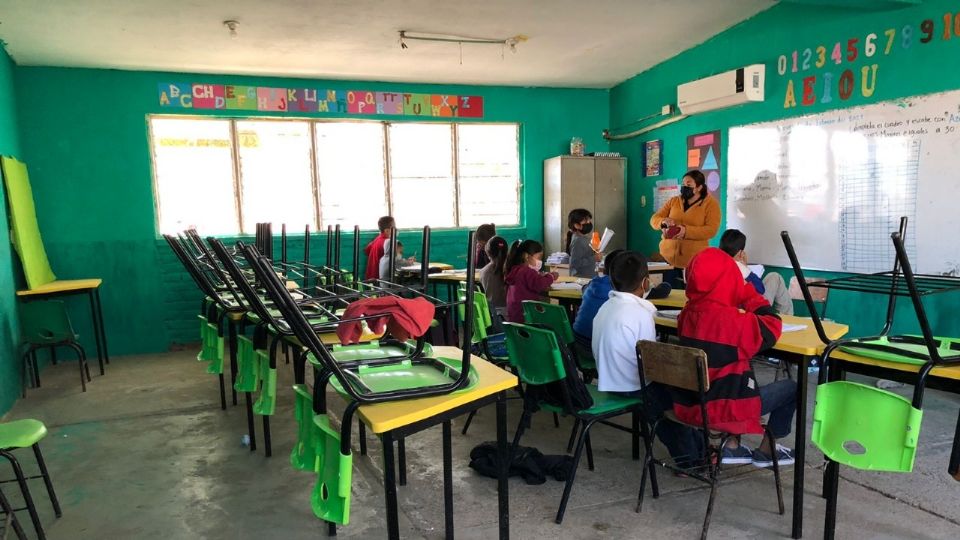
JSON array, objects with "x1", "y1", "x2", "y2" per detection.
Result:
[
  {"x1": 644, "y1": 139, "x2": 662, "y2": 177},
  {"x1": 686, "y1": 130, "x2": 722, "y2": 194}
]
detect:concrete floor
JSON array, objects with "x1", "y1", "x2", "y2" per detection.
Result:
[{"x1": 3, "y1": 350, "x2": 959, "y2": 539}]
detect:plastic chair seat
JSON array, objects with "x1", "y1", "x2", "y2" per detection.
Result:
[
  {"x1": 541, "y1": 385, "x2": 642, "y2": 417},
  {"x1": 314, "y1": 356, "x2": 480, "y2": 397},
  {"x1": 0, "y1": 419, "x2": 48, "y2": 449},
  {"x1": 838, "y1": 335, "x2": 960, "y2": 365},
  {"x1": 328, "y1": 341, "x2": 432, "y2": 363},
  {"x1": 812, "y1": 381, "x2": 922, "y2": 472}
]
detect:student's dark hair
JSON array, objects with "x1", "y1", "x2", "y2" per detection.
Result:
[
  {"x1": 719, "y1": 229, "x2": 746, "y2": 257},
  {"x1": 485, "y1": 235, "x2": 509, "y2": 276},
  {"x1": 565, "y1": 208, "x2": 593, "y2": 252},
  {"x1": 610, "y1": 251, "x2": 650, "y2": 293},
  {"x1": 504, "y1": 239, "x2": 544, "y2": 276},
  {"x1": 396, "y1": 241, "x2": 404, "y2": 248},
  {"x1": 603, "y1": 249, "x2": 625, "y2": 274},
  {"x1": 684, "y1": 169, "x2": 708, "y2": 198},
  {"x1": 476, "y1": 223, "x2": 497, "y2": 244},
  {"x1": 377, "y1": 216, "x2": 395, "y2": 233}
]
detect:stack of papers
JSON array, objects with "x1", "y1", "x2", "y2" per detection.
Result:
[
  {"x1": 657, "y1": 309, "x2": 681, "y2": 319},
  {"x1": 547, "y1": 252, "x2": 569, "y2": 265},
  {"x1": 598, "y1": 228, "x2": 614, "y2": 252},
  {"x1": 782, "y1": 323, "x2": 808, "y2": 333},
  {"x1": 550, "y1": 282, "x2": 583, "y2": 290}
]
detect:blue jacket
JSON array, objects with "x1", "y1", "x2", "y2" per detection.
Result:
[
  {"x1": 745, "y1": 272, "x2": 765, "y2": 295},
  {"x1": 572, "y1": 275, "x2": 613, "y2": 338}
]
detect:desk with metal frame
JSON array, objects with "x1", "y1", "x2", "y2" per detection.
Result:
[
  {"x1": 16, "y1": 278, "x2": 109, "y2": 375},
  {"x1": 311, "y1": 346, "x2": 517, "y2": 540}
]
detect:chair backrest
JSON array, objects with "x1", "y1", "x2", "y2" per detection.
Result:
[
  {"x1": 19, "y1": 300, "x2": 75, "y2": 343},
  {"x1": 636, "y1": 340, "x2": 709, "y2": 393},
  {"x1": 503, "y1": 323, "x2": 565, "y2": 385},
  {"x1": 522, "y1": 301, "x2": 574, "y2": 345},
  {"x1": 458, "y1": 290, "x2": 492, "y2": 344},
  {"x1": 789, "y1": 276, "x2": 829, "y2": 317}
]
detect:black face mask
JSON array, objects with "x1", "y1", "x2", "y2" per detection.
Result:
[
  {"x1": 580, "y1": 223, "x2": 593, "y2": 235},
  {"x1": 680, "y1": 185, "x2": 695, "y2": 200}
]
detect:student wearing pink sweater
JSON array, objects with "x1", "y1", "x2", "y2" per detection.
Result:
[{"x1": 504, "y1": 239, "x2": 559, "y2": 322}]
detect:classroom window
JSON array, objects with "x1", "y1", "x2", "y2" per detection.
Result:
[{"x1": 149, "y1": 117, "x2": 521, "y2": 234}]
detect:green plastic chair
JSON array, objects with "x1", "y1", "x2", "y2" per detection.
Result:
[
  {"x1": 522, "y1": 301, "x2": 597, "y2": 374},
  {"x1": 253, "y1": 348, "x2": 277, "y2": 416},
  {"x1": 291, "y1": 385, "x2": 318, "y2": 472},
  {"x1": 19, "y1": 300, "x2": 91, "y2": 394},
  {"x1": 0, "y1": 419, "x2": 62, "y2": 538},
  {"x1": 289, "y1": 385, "x2": 352, "y2": 525},
  {"x1": 311, "y1": 413, "x2": 352, "y2": 525},
  {"x1": 233, "y1": 336, "x2": 259, "y2": 393},
  {"x1": 458, "y1": 291, "x2": 509, "y2": 365},
  {"x1": 812, "y1": 381, "x2": 922, "y2": 472},
  {"x1": 197, "y1": 315, "x2": 224, "y2": 375},
  {"x1": 503, "y1": 322, "x2": 644, "y2": 524}
]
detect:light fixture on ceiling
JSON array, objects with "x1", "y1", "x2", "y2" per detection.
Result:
[
  {"x1": 223, "y1": 20, "x2": 240, "y2": 39},
  {"x1": 398, "y1": 30, "x2": 526, "y2": 63}
]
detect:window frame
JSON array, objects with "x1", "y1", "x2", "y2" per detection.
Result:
[{"x1": 148, "y1": 114, "x2": 522, "y2": 235}]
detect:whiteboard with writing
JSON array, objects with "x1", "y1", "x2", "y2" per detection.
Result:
[{"x1": 727, "y1": 89, "x2": 960, "y2": 276}]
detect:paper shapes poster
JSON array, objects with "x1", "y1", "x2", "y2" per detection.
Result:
[{"x1": 686, "y1": 130, "x2": 722, "y2": 194}]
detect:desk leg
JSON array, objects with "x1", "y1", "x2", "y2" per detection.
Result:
[
  {"x1": 398, "y1": 438, "x2": 407, "y2": 486},
  {"x1": 228, "y1": 321, "x2": 238, "y2": 406},
  {"x1": 496, "y1": 392, "x2": 510, "y2": 540},
  {"x1": 94, "y1": 288, "x2": 110, "y2": 365},
  {"x1": 791, "y1": 356, "x2": 809, "y2": 539},
  {"x1": 443, "y1": 420, "x2": 454, "y2": 540},
  {"x1": 88, "y1": 290, "x2": 105, "y2": 375},
  {"x1": 382, "y1": 431, "x2": 400, "y2": 540}
]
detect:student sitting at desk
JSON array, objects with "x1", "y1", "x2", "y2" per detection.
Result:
[
  {"x1": 504, "y1": 239, "x2": 558, "y2": 323},
  {"x1": 719, "y1": 229, "x2": 793, "y2": 315},
  {"x1": 592, "y1": 251, "x2": 702, "y2": 469},
  {"x1": 572, "y1": 249, "x2": 625, "y2": 352},
  {"x1": 364, "y1": 215, "x2": 395, "y2": 281},
  {"x1": 479, "y1": 235, "x2": 509, "y2": 316},
  {"x1": 678, "y1": 248, "x2": 796, "y2": 467},
  {"x1": 566, "y1": 208, "x2": 601, "y2": 278},
  {"x1": 475, "y1": 223, "x2": 497, "y2": 270},
  {"x1": 378, "y1": 240, "x2": 415, "y2": 281}
]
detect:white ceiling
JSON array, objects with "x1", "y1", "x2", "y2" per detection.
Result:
[{"x1": 0, "y1": 0, "x2": 773, "y2": 88}]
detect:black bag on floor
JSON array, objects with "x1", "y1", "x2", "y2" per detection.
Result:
[{"x1": 469, "y1": 442, "x2": 574, "y2": 485}]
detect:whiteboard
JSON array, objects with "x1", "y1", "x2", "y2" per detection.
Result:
[{"x1": 727, "y1": 89, "x2": 960, "y2": 276}]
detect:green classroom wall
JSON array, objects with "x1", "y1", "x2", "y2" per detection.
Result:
[
  {"x1": 0, "y1": 44, "x2": 23, "y2": 414},
  {"x1": 13, "y1": 67, "x2": 609, "y2": 355},
  {"x1": 610, "y1": 0, "x2": 960, "y2": 337}
]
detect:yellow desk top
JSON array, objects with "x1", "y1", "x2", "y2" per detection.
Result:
[
  {"x1": 655, "y1": 314, "x2": 849, "y2": 357},
  {"x1": 829, "y1": 349, "x2": 960, "y2": 382},
  {"x1": 17, "y1": 278, "x2": 103, "y2": 296},
  {"x1": 649, "y1": 290, "x2": 687, "y2": 309},
  {"x1": 398, "y1": 262, "x2": 454, "y2": 273},
  {"x1": 432, "y1": 271, "x2": 581, "y2": 285},
  {"x1": 355, "y1": 346, "x2": 518, "y2": 434},
  {"x1": 548, "y1": 281, "x2": 687, "y2": 303}
]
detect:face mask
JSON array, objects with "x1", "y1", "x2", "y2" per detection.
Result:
[
  {"x1": 580, "y1": 223, "x2": 594, "y2": 235},
  {"x1": 529, "y1": 259, "x2": 543, "y2": 271},
  {"x1": 680, "y1": 185, "x2": 695, "y2": 200}
]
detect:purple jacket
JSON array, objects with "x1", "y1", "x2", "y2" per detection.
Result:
[{"x1": 505, "y1": 264, "x2": 556, "y2": 323}]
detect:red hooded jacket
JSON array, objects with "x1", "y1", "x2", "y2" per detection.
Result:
[
  {"x1": 364, "y1": 234, "x2": 388, "y2": 281},
  {"x1": 675, "y1": 248, "x2": 782, "y2": 435}
]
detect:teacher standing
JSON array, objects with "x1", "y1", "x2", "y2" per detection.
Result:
[{"x1": 649, "y1": 169, "x2": 721, "y2": 270}]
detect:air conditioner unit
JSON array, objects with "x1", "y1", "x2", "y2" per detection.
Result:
[{"x1": 677, "y1": 64, "x2": 765, "y2": 114}]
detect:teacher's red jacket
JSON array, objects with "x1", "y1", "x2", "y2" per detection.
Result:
[{"x1": 675, "y1": 248, "x2": 782, "y2": 435}]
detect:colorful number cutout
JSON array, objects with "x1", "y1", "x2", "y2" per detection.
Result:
[
  {"x1": 831, "y1": 42, "x2": 843, "y2": 64},
  {"x1": 902, "y1": 24, "x2": 913, "y2": 48},
  {"x1": 777, "y1": 54, "x2": 787, "y2": 75},
  {"x1": 816, "y1": 45, "x2": 826, "y2": 68},
  {"x1": 846, "y1": 38, "x2": 859, "y2": 61},
  {"x1": 921, "y1": 19, "x2": 934, "y2": 42},
  {"x1": 884, "y1": 28, "x2": 896, "y2": 54},
  {"x1": 864, "y1": 33, "x2": 877, "y2": 56}
]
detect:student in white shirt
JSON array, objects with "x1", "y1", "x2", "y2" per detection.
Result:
[
  {"x1": 592, "y1": 252, "x2": 657, "y2": 392},
  {"x1": 592, "y1": 251, "x2": 703, "y2": 469}
]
